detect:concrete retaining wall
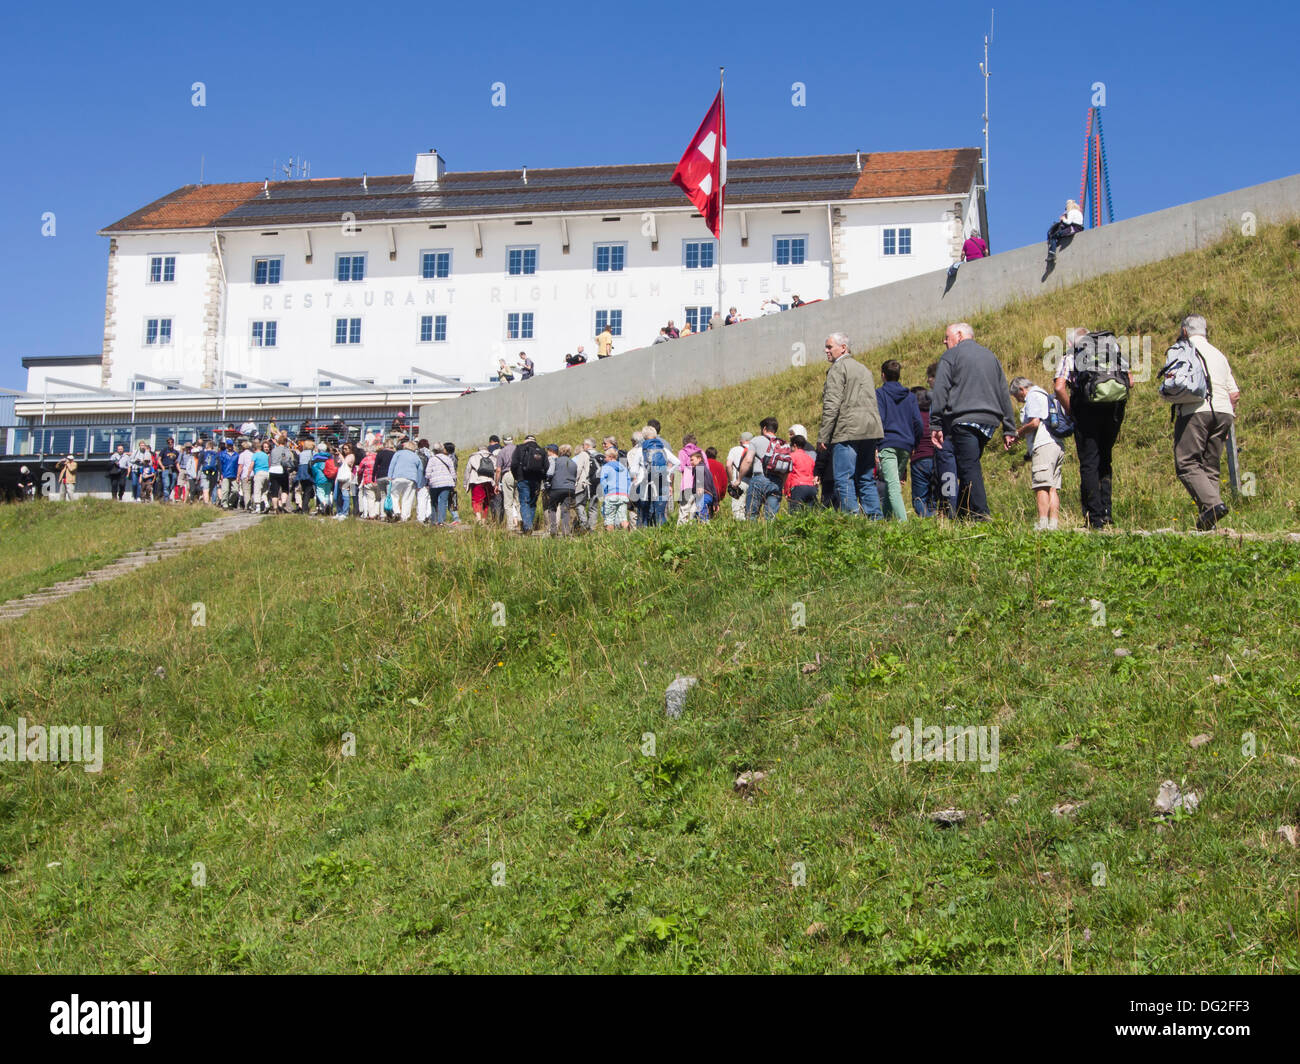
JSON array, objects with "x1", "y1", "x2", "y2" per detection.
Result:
[{"x1": 423, "y1": 172, "x2": 1300, "y2": 447}]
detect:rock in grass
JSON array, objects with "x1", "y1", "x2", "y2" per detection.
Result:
[
  {"x1": 1052, "y1": 801, "x2": 1086, "y2": 819},
  {"x1": 664, "y1": 675, "x2": 698, "y2": 719},
  {"x1": 1189, "y1": 733, "x2": 1213, "y2": 748},
  {"x1": 926, "y1": 808, "x2": 967, "y2": 827},
  {"x1": 1154, "y1": 780, "x2": 1199, "y2": 816},
  {"x1": 733, "y1": 770, "x2": 768, "y2": 798}
]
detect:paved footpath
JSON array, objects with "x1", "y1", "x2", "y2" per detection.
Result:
[{"x1": 0, "y1": 511, "x2": 264, "y2": 624}]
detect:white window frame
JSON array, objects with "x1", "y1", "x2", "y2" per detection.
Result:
[
  {"x1": 250, "y1": 320, "x2": 279, "y2": 348},
  {"x1": 147, "y1": 254, "x2": 177, "y2": 284},
  {"x1": 419, "y1": 248, "x2": 453, "y2": 280},
  {"x1": 418, "y1": 313, "x2": 448, "y2": 343},
  {"x1": 334, "y1": 252, "x2": 367, "y2": 282},
  {"x1": 773, "y1": 234, "x2": 808, "y2": 267},
  {"x1": 506, "y1": 245, "x2": 539, "y2": 276},
  {"x1": 252, "y1": 255, "x2": 284, "y2": 285},
  {"x1": 683, "y1": 306, "x2": 713, "y2": 333},
  {"x1": 593, "y1": 242, "x2": 627, "y2": 273},
  {"x1": 594, "y1": 309, "x2": 623, "y2": 336},
  {"x1": 505, "y1": 310, "x2": 535, "y2": 340},
  {"x1": 143, "y1": 317, "x2": 174, "y2": 346},
  {"x1": 882, "y1": 227, "x2": 913, "y2": 257},
  {"x1": 681, "y1": 239, "x2": 717, "y2": 270},
  {"x1": 332, "y1": 317, "x2": 363, "y2": 345}
]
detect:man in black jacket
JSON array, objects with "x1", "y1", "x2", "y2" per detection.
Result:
[
  {"x1": 929, "y1": 323, "x2": 1017, "y2": 520},
  {"x1": 509, "y1": 434, "x2": 548, "y2": 533}
]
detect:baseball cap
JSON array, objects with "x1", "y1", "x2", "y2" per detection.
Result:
[
  {"x1": 504, "y1": 436, "x2": 514, "y2": 444},
  {"x1": 740, "y1": 431, "x2": 754, "y2": 442},
  {"x1": 789, "y1": 424, "x2": 808, "y2": 439}
]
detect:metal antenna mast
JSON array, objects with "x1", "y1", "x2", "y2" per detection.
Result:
[{"x1": 979, "y1": 9, "x2": 993, "y2": 192}]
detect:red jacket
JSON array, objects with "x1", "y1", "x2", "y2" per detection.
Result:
[{"x1": 707, "y1": 459, "x2": 727, "y2": 503}]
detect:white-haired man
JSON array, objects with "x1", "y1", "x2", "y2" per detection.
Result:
[
  {"x1": 818, "y1": 332, "x2": 884, "y2": 517},
  {"x1": 1170, "y1": 315, "x2": 1241, "y2": 530},
  {"x1": 929, "y1": 323, "x2": 1017, "y2": 520}
]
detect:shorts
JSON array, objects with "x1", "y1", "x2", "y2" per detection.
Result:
[
  {"x1": 1030, "y1": 438, "x2": 1064, "y2": 490},
  {"x1": 603, "y1": 496, "x2": 629, "y2": 526}
]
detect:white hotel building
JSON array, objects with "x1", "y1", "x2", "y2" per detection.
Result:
[{"x1": 6, "y1": 145, "x2": 985, "y2": 490}]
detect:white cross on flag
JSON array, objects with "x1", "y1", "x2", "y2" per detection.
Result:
[{"x1": 670, "y1": 89, "x2": 726, "y2": 238}]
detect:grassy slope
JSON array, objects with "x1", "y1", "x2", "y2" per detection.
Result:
[
  {"x1": 1, "y1": 513, "x2": 1298, "y2": 974},
  {"x1": 527, "y1": 222, "x2": 1300, "y2": 532},
  {"x1": 0, "y1": 500, "x2": 215, "y2": 604}
]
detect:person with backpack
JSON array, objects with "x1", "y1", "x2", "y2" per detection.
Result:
[
  {"x1": 295, "y1": 439, "x2": 314, "y2": 513},
  {"x1": 637, "y1": 425, "x2": 678, "y2": 527},
  {"x1": 573, "y1": 439, "x2": 603, "y2": 533},
  {"x1": 929, "y1": 323, "x2": 1018, "y2": 520},
  {"x1": 739, "y1": 416, "x2": 792, "y2": 520},
  {"x1": 1010, "y1": 376, "x2": 1070, "y2": 530},
  {"x1": 876, "y1": 360, "x2": 925, "y2": 521},
  {"x1": 725, "y1": 431, "x2": 753, "y2": 521},
  {"x1": 158, "y1": 438, "x2": 179, "y2": 502},
  {"x1": 333, "y1": 444, "x2": 355, "y2": 520},
  {"x1": 219, "y1": 441, "x2": 241, "y2": 509},
  {"x1": 425, "y1": 442, "x2": 457, "y2": 526},
  {"x1": 510, "y1": 433, "x2": 549, "y2": 534},
  {"x1": 465, "y1": 442, "x2": 496, "y2": 524},
  {"x1": 818, "y1": 333, "x2": 884, "y2": 517},
  {"x1": 309, "y1": 442, "x2": 335, "y2": 515},
  {"x1": 269, "y1": 434, "x2": 296, "y2": 514},
  {"x1": 705, "y1": 447, "x2": 729, "y2": 520},
  {"x1": 201, "y1": 440, "x2": 222, "y2": 504},
  {"x1": 1054, "y1": 325, "x2": 1132, "y2": 529},
  {"x1": 252, "y1": 440, "x2": 271, "y2": 513},
  {"x1": 686, "y1": 450, "x2": 717, "y2": 521},
  {"x1": 1160, "y1": 314, "x2": 1241, "y2": 531}
]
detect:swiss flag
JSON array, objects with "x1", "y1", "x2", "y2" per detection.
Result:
[{"x1": 671, "y1": 89, "x2": 726, "y2": 238}]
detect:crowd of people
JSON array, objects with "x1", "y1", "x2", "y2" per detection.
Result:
[{"x1": 37, "y1": 315, "x2": 1240, "y2": 534}]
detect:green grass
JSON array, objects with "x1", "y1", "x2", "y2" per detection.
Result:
[
  {"x1": 0, "y1": 499, "x2": 215, "y2": 604},
  {"x1": 1, "y1": 511, "x2": 1298, "y2": 973},
  {"x1": 3, "y1": 226, "x2": 1299, "y2": 974},
  {"x1": 529, "y1": 220, "x2": 1300, "y2": 533}
]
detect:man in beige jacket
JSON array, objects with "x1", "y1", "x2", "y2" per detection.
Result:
[
  {"x1": 1171, "y1": 314, "x2": 1241, "y2": 530},
  {"x1": 817, "y1": 332, "x2": 884, "y2": 516}
]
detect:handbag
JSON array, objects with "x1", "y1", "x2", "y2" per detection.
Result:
[{"x1": 383, "y1": 484, "x2": 394, "y2": 515}]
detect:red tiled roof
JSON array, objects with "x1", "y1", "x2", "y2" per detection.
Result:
[{"x1": 102, "y1": 149, "x2": 981, "y2": 233}]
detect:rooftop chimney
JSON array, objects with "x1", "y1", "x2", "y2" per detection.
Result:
[{"x1": 414, "y1": 149, "x2": 446, "y2": 184}]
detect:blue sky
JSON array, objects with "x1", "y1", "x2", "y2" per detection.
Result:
[{"x1": 2, "y1": 0, "x2": 1295, "y2": 391}]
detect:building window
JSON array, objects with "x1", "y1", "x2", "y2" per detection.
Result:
[
  {"x1": 232, "y1": 382, "x2": 249, "y2": 390},
  {"x1": 131, "y1": 380, "x2": 146, "y2": 392},
  {"x1": 774, "y1": 235, "x2": 807, "y2": 266},
  {"x1": 273, "y1": 380, "x2": 290, "y2": 388},
  {"x1": 506, "y1": 312, "x2": 534, "y2": 340},
  {"x1": 419, "y1": 314, "x2": 448, "y2": 343},
  {"x1": 148, "y1": 255, "x2": 176, "y2": 283},
  {"x1": 594, "y1": 309, "x2": 623, "y2": 336},
  {"x1": 335, "y1": 253, "x2": 366, "y2": 282},
  {"x1": 683, "y1": 240, "x2": 716, "y2": 269},
  {"x1": 506, "y1": 246, "x2": 538, "y2": 275},
  {"x1": 400, "y1": 377, "x2": 417, "y2": 386},
  {"x1": 253, "y1": 256, "x2": 283, "y2": 285},
  {"x1": 333, "y1": 318, "x2": 362, "y2": 345},
  {"x1": 251, "y1": 321, "x2": 278, "y2": 348},
  {"x1": 594, "y1": 243, "x2": 626, "y2": 272},
  {"x1": 144, "y1": 318, "x2": 173, "y2": 345},
  {"x1": 317, "y1": 379, "x2": 333, "y2": 387},
  {"x1": 684, "y1": 306, "x2": 713, "y2": 333},
  {"x1": 421, "y1": 250, "x2": 451, "y2": 279},
  {"x1": 883, "y1": 227, "x2": 912, "y2": 256}
]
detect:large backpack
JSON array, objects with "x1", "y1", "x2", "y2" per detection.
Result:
[
  {"x1": 521, "y1": 442, "x2": 548, "y2": 477},
  {"x1": 476, "y1": 453, "x2": 496, "y2": 478},
  {"x1": 1071, "y1": 331, "x2": 1130, "y2": 404},
  {"x1": 322, "y1": 456, "x2": 338, "y2": 480},
  {"x1": 761, "y1": 437, "x2": 794, "y2": 476},
  {"x1": 585, "y1": 451, "x2": 604, "y2": 496},
  {"x1": 1158, "y1": 339, "x2": 1212, "y2": 406}
]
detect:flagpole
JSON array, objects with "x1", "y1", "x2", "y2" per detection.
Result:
[{"x1": 716, "y1": 66, "x2": 724, "y2": 326}]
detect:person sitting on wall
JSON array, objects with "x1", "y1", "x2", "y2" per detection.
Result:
[
  {"x1": 520, "y1": 352, "x2": 535, "y2": 380},
  {"x1": 498, "y1": 359, "x2": 516, "y2": 383},
  {"x1": 1047, "y1": 200, "x2": 1085, "y2": 262}
]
